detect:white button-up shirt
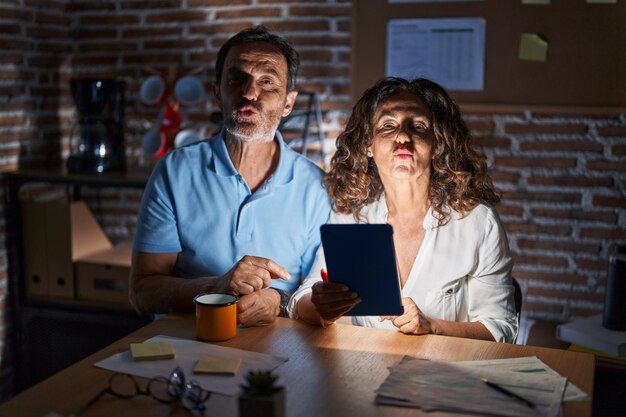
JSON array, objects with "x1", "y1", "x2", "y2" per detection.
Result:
[{"x1": 289, "y1": 195, "x2": 518, "y2": 343}]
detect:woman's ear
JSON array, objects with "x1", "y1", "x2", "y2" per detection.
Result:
[{"x1": 367, "y1": 147, "x2": 373, "y2": 158}]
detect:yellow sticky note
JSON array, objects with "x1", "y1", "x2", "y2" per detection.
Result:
[
  {"x1": 519, "y1": 33, "x2": 548, "y2": 62},
  {"x1": 193, "y1": 356, "x2": 242, "y2": 375},
  {"x1": 522, "y1": 0, "x2": 550, "y2": 4},
  {"x1": 130, "y1": 341, "x2": 175, "y2": 361}
]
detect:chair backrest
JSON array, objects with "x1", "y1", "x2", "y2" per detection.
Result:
[
  {"x1": 512, "y1": 277, "x2": 522, "y2": 318},
  {"x1": 511, "y1": 277, "x2": 522, "y2": 343}
]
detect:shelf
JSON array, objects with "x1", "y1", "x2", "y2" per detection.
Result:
[
  {"x1": 279, "y1": 91, "x2": 326, "y2": 162},
  {"x1": 3, "y1": 168, "x2": 152, "y2": 394}
]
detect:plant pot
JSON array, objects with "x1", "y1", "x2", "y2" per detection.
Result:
[{"x1": 238, "y1": 387, "x2": 285, "y2": 417}]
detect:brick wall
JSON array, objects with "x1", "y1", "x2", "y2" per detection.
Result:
[
  {"x1": 0, "y1": 0, "x2": 625, "y2": 398},
  {"x1": 0, "y1": 0, "x2": 73, "y2": 397},
  {"x1": 464, "y1": 109, "x2": 626, "y2": 319}
]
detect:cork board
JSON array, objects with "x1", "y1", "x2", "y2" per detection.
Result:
[{"x1": 352, "y1": 1, "x2": 626, "y2": 108}]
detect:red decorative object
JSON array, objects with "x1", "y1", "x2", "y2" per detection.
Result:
[
  {"x1": 155, "y1": 100, "x2": 182, "y2": 158},
  {"x1": 140, "y1": 66, "x2": 204, "y2": 160}
]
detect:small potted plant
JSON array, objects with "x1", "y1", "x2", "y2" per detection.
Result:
[{"x1": 239, "y1": 369, "x2": 285, "y2": 417}]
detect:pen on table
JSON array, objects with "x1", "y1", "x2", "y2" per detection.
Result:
[{"x1": 481, "y1": 378, "x2": 535, "y2": 409}]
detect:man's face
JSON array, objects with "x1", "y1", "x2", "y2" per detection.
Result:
[{"x1": 214, "y1": 42, "x2": 297, "y2": 142}]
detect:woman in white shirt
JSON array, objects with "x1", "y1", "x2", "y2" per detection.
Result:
[{"x1": 289, "y1": 77, "x2": 517, "y2": 343}]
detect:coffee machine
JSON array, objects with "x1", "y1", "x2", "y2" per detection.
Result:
[{"x1": 67, "y1": 78, "x2": 126, "y2": 173}]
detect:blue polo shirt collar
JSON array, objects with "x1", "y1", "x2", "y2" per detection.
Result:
[{"x1": 210, "y1": 129, "x2": 295, "y2": 186}]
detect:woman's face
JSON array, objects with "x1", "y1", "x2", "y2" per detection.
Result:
[{"x1": 368, "y1": 91, "x2": 435, "y2": 184}]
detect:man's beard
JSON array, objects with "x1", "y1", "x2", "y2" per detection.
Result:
[{"x1": 224, "y1": 100, "x2": 283, "y2": 143}]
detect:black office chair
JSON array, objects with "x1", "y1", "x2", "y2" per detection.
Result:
[
  {"x1": 512, "y1": 277, "x2": 522, "y2": 318},
  {"x1": 512, "y1": 277, "x2": 522, "y2": 343}
]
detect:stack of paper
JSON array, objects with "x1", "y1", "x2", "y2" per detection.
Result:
[
  {"x1": 556, "y1": 314, "x2": 626, "y2": 356},
  {"x1": 568, "y1": 344, "x2": 626, "y2": 366},
  {"x1": 376, "y1": 356, "x2": 589, "y2": 417}
]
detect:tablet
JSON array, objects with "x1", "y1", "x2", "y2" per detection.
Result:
[{"x1": 320, "y1": 224, "x2": 403, "y2": 316}]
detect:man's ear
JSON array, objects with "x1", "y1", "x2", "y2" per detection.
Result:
[
  {"x1": 281, "y1": 90, "x2": 298, "y2": 118},
  {"x1": 211, "y1": 83, "x2": 221, "y2": 107}
]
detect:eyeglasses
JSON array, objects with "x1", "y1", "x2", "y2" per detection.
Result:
[
  {"x1": 75, "y1": 367, "x2": 210, "y2": 416},
  {"x1": 166, "y1": 366, "x2": 211, "y2": 412}
]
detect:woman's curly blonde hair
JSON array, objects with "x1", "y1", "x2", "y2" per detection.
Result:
[{"x1": 325, "y1": 77, "x2": 500, "y2": 225}]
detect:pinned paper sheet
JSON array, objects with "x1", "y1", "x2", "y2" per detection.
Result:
[
  {"x1": 522, "y1": 0, "x2": 550, "y2": 4},
  {"x1": 194, "y1": 356, "x2": 242, "y2": 375},
  {"x1": 519, "y1": 33, "x2": 548, "y2": 61},
  {"x1": 130, "y1": 341, "x2": 175, "y2": 361}
]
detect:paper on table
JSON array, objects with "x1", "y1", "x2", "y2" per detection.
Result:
[
  {"x1": 94, "y1": 335, "x2": 288, "y2": 396},
  {"x1": 375, "y1": 356, "x2": 584, "y2": 417},
  {"x1": 452, "y1": 356, "x2": 589, "y2": 402}
]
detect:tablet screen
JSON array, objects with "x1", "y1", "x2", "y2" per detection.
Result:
[{"x1": 320, "y1": 224, "x2": 403, "y2": 316}]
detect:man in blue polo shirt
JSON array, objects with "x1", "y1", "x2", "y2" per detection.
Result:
[{"x1": 130, "y1": 26, "x2": 331, "y2": 327}]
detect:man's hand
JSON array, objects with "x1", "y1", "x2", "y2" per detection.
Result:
[
  {"x1": 237, "y1": 288, "x2": 281, "y2": 327},
  {"x1": 220, "y1": 256, "x2": 289, "y2": 296}
]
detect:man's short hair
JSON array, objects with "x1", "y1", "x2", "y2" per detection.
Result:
[{"x1": 215, "y1": 25, "x2": 300, "y2": 91}]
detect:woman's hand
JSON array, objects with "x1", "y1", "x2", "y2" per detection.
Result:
[
  {"x1": 380, "y1": 297, "x2": 433, "y2": 335},
  {"x1": 310, "y1": 281, "x2": 361, "y2": 322}
]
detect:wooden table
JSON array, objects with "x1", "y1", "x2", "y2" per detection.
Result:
[{"x1": 0, "y1": 315, "x2": 594, "y2": 417}]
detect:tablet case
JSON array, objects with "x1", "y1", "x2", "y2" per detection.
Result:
[{"x1": 320, "y1": 224, "x2": 403, "y2": 316}]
